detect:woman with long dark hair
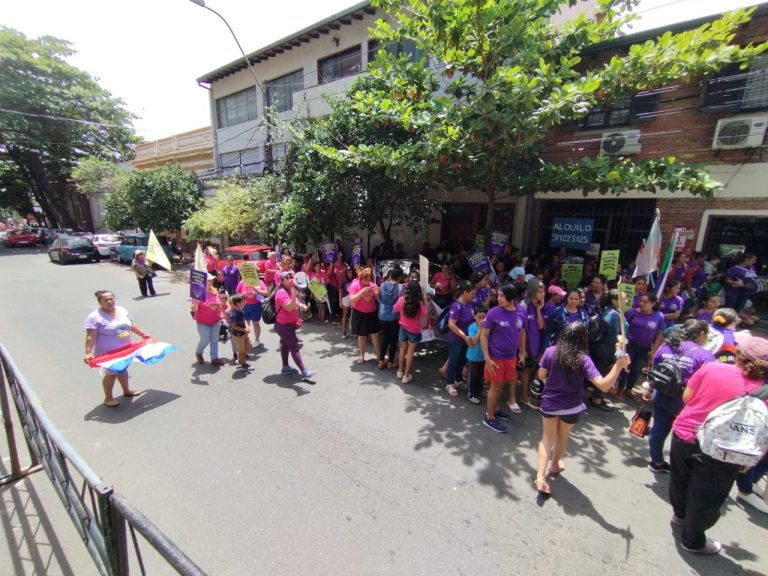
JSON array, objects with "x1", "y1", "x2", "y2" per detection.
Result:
[
  {"x1": 444, "y1": 280, "x2": 476, "y2": 396},
  {"x1": 723, "y1": 252, "x2": 758, "y2": 313},
  {"x1": 393, "y1": 280, "x2": 428, "y2": 384},
  {"x1": 534, "y1": 323, "x2": 629, "y2": 496},
  {"x1": 618, "y1": 292, "x2": 664, "y2": 399},
  {"x1": 544, "y1": 288, "x2": 588, "y2": 347},
  {"x1": 645, "y1": 319, "x2": 714, "y2": 473},
  {"x1": 274, "y1": 271, "x2": 314, "y2": 379},
  {"x1": 659, "y1": 279, "x2": 684, "y2": 328},
  {"x1": 349, "y1": 267, "x2": 381, "y2": 364},
  {"x1": 377, "y1": 266, "x2": 404, "y2": 370}
]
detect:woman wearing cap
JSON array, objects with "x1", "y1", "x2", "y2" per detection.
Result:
[
  {"x1": 191, "y1": 275, "x2": 226, "y2": 366},
  {"x1": 542, "y1": 285, "x2": 565, "y2": 325},
  {"x1": 274, "y1": 270, "x2": 315, "y2": 379},
  {"x1": 668, "y1": 336, "x2": 768, "y2": 554},
  {"x1": 349, "y1": 267, "x2": 380, "y2": 364},
  {"x1": 131, "y1": 250, "x2": 156, "y2": 297}
]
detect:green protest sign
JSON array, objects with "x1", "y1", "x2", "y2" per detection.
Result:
[
  {"x1": 240, "y1": 262, "x2": 259, "y2": 286},
  {"x1": 560, "y1": 263, "x2": 583, "y2": 290},
  {"x1": 599, "y1": 250, "x2": 620, "y2": 280},
  {"x1": 617, "y1": 282, "x2": 635, "y2": 313}
]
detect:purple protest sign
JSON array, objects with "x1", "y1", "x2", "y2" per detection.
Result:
[
  {"x1": 321, "y1": 240, "x2": 337, "y2": 264},
  {"x1": 351, "y1": 242, "x2": 363, "y2": 267},
  {"x1": 489, "y1": 230, "x2": 509, "y2": 258},
  {"x1": 274, "y1": 244, "x2": 281, "y2": 263},
  {"x1": 190, "y1": 269, "x2": 207, "y2": 302},
  {"x1": 467, "y1": 251, "x2": 491, "y2": 273}
]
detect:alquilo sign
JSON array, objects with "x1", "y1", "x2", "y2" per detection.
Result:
[{"x1": 550, "y1": 218, "x2": 595, "y2": 250}]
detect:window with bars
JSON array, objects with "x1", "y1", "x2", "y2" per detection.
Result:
[
  {"x1": 219, "y1": 147, "x2": 263, "y2": 176},
  {"x1": 266, "y1": 69, "x2": 304, "y2": 113},
  {"x1": 579, "y1": 92, "x2": 660, "y2": 129},
  {"x1": 367, "y1": 39, "x2": 425, "y2": 65},
  {"x1": 538, "y1": 199, "x2": 656, "y2": 258},
  {"x1": 318, "y1": 46, "x2": 362, "y2": 84},
  {"x1": 215, "y1": 88, "x2": 258, "y2": 128},
  {"x1": 701, "y1": 55, "x2": 768, "y2": 112}
]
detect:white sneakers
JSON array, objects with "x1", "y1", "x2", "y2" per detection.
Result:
[{"x1": 737, "y1": 491, "x2": 768, "y2": 514}]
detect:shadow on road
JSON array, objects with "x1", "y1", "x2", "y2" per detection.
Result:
[
  {"x1": 83, "y1": 389, "x2": 181, "y2": 423},
  {"x1": 262, "y1": 373, "x2": 311, "y2": 396}
]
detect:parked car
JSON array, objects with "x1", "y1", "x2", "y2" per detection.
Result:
[
  {"x1": 0, "y1": 230, "x2": 7, "y2": 245},
  {"x1": 218, "y1": 244, "x2": 271, "y2": 272},
  {"x1": 48, "y1": 236, "x2": 100, "y2": 264},
  {"x1": 91, "y1": 233, "x2": 124, "y2": 257},
  {"x1": 5, "y1": 228, "x2": 38, "y2": 247},
  {"x1": 114, "y1": 233, "x2": 172, "y2": 264}
]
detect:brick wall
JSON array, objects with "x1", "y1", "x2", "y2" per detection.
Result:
[{"x1": 655, "y1": 197, "x2": 768, "y2": 243}]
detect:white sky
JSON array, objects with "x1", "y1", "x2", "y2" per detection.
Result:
[{"x1": 1, "y1": 0, "x2": 763, "y2": 141}]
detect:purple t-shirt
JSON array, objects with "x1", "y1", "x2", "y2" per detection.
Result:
[
  {"x1": 221, "y1": 264, "x2": 240, "y2": 291},
  {"x1": 542, "y1": 301, "x2": 557, "y2": 324},
  {"x1": 84, "y1": 306, "x2": 134, "y2": 356},
  {"x1": 695, "y1": 309, "x2": 713, "y2": 324},
  {"x1": 482, "y1": 304, "x2": 526, "y2": 360},
  {"x1": 653, "y1": 341, "x2": 715, "y2": 385},
  {"x1": 584, "y1": 291, "x2": 600, "y2": 316},
  {"x1": 524, "y1": 302, "x2": 542, "y2": 357},
  {"x1": 447, "y1": 300, "x2": 474, "y2": 344},
  {"x1": 659, "y1": 295, "x2": 684, "y2": 327},
  {"x1": 472, "y1": 287, "x2": 490, "y2": 308},
  {"x1": 539, "y1": 345, "x2": 600, "y2": 413},
  {"x1": 625, "y1": 308, "x2": 664, "y2": 349}
]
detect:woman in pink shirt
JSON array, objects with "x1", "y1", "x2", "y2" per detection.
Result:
[
  {"x1": 393, "y1": 280, "x2": 428, "y2": 384},
  {"x1": 190, "y1": 276, "x2": 226, "y2": 366},
  {"x1": 349, "y1": 267, "x2": 380, "y2": 363},
  {"x1": 274, "y1": 271, "x2": 315, "y2": 379},
  {"x1": 236, "y1": 276, "x2": 269, "y2": 348},
  {"x1": 309, "y1": 261, "x2": 330, "y2": 322},
  {"x1": 431, "y1": 263, "x2": 457, "y2": 309},
  {"x1": 669, "y1": 336, "x2": 768, "y2": 555}
]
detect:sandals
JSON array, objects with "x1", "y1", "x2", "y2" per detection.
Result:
[
  {"x1": 534, "y1": 479, "x2": 551, "y2": 497},
  {"x1": 445, "y1": 384, "x2": 459, "y2": 397},
  {"x1": 377, "y1": 360, "x2": 386, "y2": 370},
  {"x1": 355, "y1": 357, "x2": 365, "y2": 365},
  {"x1": 548, "y1": 465, "x2": 565, "y2": 477},
  {"x1": 507, "y1": 402, "x2": 522, "y2": 414}
]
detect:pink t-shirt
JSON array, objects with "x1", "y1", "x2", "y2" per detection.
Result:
[
  {"x1": 194, "y1": 292, "x2": 223, "y2": 325},
  {"x1": 431, "y1": 271, "x2": 456, "y2": 296},
  {"x1": 236, "y1": 280, "x2": 266, "y2": 305},
  {"x1": 673, "y1": 362, "x2": 768, "y2": 442},
  {"x1": 309, "y1": 271, "x2": 329, "y2": 284},
  {"x1": 349, "y1": 279, "x2": 377, "y2": 313},
  {"x1": 264, "y1": 259, "x2": 279, "y2": 285},
  {"x1": 393, "y1": 296, "x2": 427, "y2": 334},
  {"x1": 275, "y1": 287, "x2": 299, "y2": 325}
]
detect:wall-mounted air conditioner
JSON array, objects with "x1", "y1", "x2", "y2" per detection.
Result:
[
  {"x1": 712, "y1": 116, "x2": 768, "y2": 149},
  {"x1": 600, "y1": 130, "x2": 641, "y2": 155}
]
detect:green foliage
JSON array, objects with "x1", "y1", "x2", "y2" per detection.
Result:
[
  {"x1": 71, "y1": 156, "x2": 129, "y2": 197},
  {"x1": 327, "y1": 0, "x2": 768, "y2": 225},
  {"x1": 183, "y1": 175, "x2": 285, "y2": 243},
  {"x1": 0, "y1": 27, "x2": 138, "y2": 227},
  {"x1": 285, "y1": 73, "x2": 437, "y2": 246}
]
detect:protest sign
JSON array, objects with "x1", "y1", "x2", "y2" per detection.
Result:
[
  {"x1": 489, "y1": 230, "x2": 509, "y2": 258},
  {"x1": 190, "y1": 270, "x2": 207, "y2": 302},
  {"x1": 467, "y1": 251, "x2": 490, "y2": 272},
  {"x1": 617, "y1": 283, "x2": 636, "y2": 313},
  {"x1": 550, "y1": 218, "x2": 594, "y2": 250},
  {"x1": 474, "y1": 231, "x2": 487, "y2": 252},
  {"x1": 321, "y1": 240, "x2": 337, "y2": 264},
  {"x1": 240, "y1": 261, "x2": 259, "y2": 286},
  {"x1": 419, "y1": 255, "x2": 429, "y2": 292},
  {"x1": 351, "y1": 242, "x2": 363, "y2": 266},
  {"x1": 561, "y1": 263, "x2": 583, "y2": 289},
  {"x1": 599, "y1": 250, "x2": 620, "y2": 280}
]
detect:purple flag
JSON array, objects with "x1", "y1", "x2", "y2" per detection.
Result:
[{"x1": 190, "y1": 269, "x2": 207, "y2": 302}]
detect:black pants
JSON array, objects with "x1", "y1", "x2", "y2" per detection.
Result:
[
  {"x1": 669, "y1": 434, "x2": 740, "y2": 549},
  {"x1": 327, "y1": 285, "x2": 340, "y2": 317},
  {"x1": 379, "y1": 319, "x2": 399, "y2": 363},
  {"x1": 138, "y1": 275, "x2": 155, "y2": 296},
  {"x1": 467, "y1": 360, "x2": 484, "y2": 398}
]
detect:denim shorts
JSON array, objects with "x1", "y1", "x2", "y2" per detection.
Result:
[
  {"x1": 243, "y1": 303, "x2": 262, "y2": 321},
  {"x1": 398, "y1": 326, "x2": 422, "y2": 344}
]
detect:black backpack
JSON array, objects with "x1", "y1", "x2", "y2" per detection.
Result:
[
  {"x1": 587, "y1": 314, "x2": 609, "y2": 344},
  {"x1": 261, "y1": 287, "x2": 279, "y2": 325},
  {"x1": 648, "y1": 353, "x2": 683, "y2": 397}
]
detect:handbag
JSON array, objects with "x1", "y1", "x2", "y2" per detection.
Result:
[{"x1": 629, "y1": 402, "x2": 652, "y2": 438}]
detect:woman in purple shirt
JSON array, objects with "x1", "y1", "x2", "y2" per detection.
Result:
[
  {"x1": 659, "y1": 279, "x2": 684, "y2": 328},
  {"x1": 618, "y1": 293, "x2": 664, "y2": 399},
  {"x1": 535, "y1": 323, "x2": 629, "y2": 496},
  {"x1": 220, "y1": 255, "x2": 241, "y2": 296},
  {"x1": 645, "y1": 320, "x2": 714, "y2": 473},
  {"x1": 724, "y1": 252, "x2": 758, "y2": 313},
  {"x1": 519, "y1": 279, "x2": 546, "y2": 408},
  {"x1": 445, "y1": 281, "x2": 477, "y2": 396}
]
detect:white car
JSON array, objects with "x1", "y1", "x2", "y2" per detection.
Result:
[{"x1": 91, "y1": 233, "x2": 124, "y2": 257}]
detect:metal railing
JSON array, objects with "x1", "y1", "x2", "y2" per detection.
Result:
[{"x1": 0, "y1": 343, "x2": 207, "y2": 576}]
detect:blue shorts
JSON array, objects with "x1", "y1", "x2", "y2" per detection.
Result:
[
  {"x1": 398, "y1": 326, "x2": 422, "y2": 344},
  {"x1": 243, "y1": 303, "x2": 262, "y2": 322}
]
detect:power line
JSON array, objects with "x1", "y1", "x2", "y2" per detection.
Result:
[{"x1": 0, "y1": 108, "x2": 134, "y2": 130}]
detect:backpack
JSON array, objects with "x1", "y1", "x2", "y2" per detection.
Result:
[
  {"x1": 437, "y1": 304, "x2": 451, "y2": 335},
  {"x1": 696, "y1": 384, "x2": 768, "y2": 467},
  {"x1": 261, "y1": 288, "x2": 279, "y2": 325},
  {"x1": 587, "y1": 314, "x2": 609, "y2": 344},
  {"x1": 647, "y1": 353, "x2": 683, "y2": 397}
]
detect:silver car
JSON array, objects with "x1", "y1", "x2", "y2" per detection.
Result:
[{"x1": 91, "y1": 233, "x2": 124, "y2": 257}]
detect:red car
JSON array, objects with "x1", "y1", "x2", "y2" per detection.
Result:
[
  {"x1": 6, "y1": 228, "x2": 37, "y2": 247},
  {"x1": 217, "y1": 244, "x2": 271, "y2": 272}
]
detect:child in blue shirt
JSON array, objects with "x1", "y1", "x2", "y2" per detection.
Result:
[
  {"x1": 466, "y1": 306, "x2": 487, "y2": 404},
  {"x1": 228, "y1": 294, "x2": 250, "y2": 370}
]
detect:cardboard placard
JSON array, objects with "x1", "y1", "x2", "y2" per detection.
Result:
[
  {"x1": 240, "y1": 261, "x2": 259, "y2": 286},
  {"x1": 599, "y1": 250, "x2": 620, "y2": 280},
  {"x1": 561, "y1": 263, "x2": 584, "y2": 290}
]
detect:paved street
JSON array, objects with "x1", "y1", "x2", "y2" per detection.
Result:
[{"x1": 0, "y1": 247, "x2": 766, "y2": 576}]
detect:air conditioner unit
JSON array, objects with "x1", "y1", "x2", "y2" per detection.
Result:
[
  {"x1": 712, "y1": 116, "x2": 768, "y2": 149},
  {"x1": 600, "y1": 130, "x2": 641, "y2": 155}
]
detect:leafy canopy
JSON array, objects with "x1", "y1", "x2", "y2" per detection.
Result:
[
  {"x1": 0, "y1": 27, "x2": 137, "y2": 227},
  {"x1": 318, "y1": 0, "x2": 767, "y2": 225}
]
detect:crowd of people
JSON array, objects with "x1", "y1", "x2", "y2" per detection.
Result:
[{"x1": 84, "y1": 241, "x2": 767, "y2": 556}]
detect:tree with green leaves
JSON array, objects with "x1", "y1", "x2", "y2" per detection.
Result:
[
  {"x1": 318, "y1": 0, "x2": 767, "y2": 227},
  {"x1": 285, "y1": 73, "x2": 436, "y2": 247},
  {"x1": 0, "y1": 27, "x2": 137, "y2": 228},
  {"x1": 183, "y1": 175, "x2": 285, "y2": 243}
]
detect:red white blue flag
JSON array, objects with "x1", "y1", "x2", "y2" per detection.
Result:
[{"x1": 88, "y1": 338, "x2": 177, "y2": 373}]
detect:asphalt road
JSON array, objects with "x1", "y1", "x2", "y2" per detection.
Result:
[{"x1": 0, "y1": 246, "x2": 766, "y2": 576}]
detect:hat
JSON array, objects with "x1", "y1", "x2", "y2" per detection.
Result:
[
  {"x1": 525, "y1": 278, "x2": 543, "y2": 301},
  {"x1": 548, "y1": 285, "x2": 566, "y2": 297},
  {"x1": 510, "y1": 266, "x2": 526, "y2": 278},
  {"x1": 134, "y1": 249, "x2": 144, "y2": 256},
  {"x1": 524, "y1": 274, "x2": 536, "y2": 282},
  {"x1": 279, "y1": 270, "x2": 295, "y2": 281},
  {"x1": 739, "y1": 336, "x2": 768, "y2": 361}
]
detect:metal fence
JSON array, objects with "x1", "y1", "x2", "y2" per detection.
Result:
[{"x1": 0, "y1": 343, "x2": 207, "y2": 576}]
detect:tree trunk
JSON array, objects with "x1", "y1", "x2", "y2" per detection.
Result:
[{"x1": 485, "y1": 188, "x2": 496, "y2": 229}]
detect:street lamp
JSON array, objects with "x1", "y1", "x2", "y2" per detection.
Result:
[{"x1": 189, "y1": 0, "x2": 273, "y2": 172}]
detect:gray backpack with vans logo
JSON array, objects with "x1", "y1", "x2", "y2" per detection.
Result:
[{"x1": 696, "y1": 384, "x2": 768, "y2": 467}]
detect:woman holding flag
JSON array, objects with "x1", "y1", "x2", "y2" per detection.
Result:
[{"x1": 84, "y1": 290, "x2": 150, "y2": 407}]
